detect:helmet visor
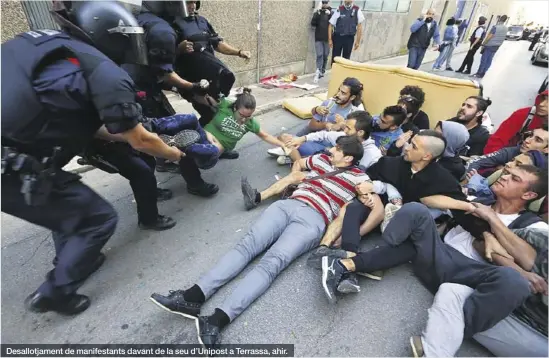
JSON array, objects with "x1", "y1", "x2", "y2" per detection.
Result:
[{"x1": 108, "y1": 25, "x2": 149, "y2": 65}]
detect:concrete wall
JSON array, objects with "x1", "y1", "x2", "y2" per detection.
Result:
[
  {"x1": 1, "y1": 1, "x2": 29, "y2": 42},
  {"x1": 2, "y1": 0, "x2": 514, "y2": 85}
]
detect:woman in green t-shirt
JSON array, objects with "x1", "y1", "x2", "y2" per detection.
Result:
[{"x1": 204, "y1": 88, "x2": 289, "y2": 159}]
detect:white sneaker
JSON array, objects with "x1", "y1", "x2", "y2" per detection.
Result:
[
  {"x1": 267, "y1": 147, "x2": 286, "y2": 157},
  {"x1": 313, "y1": 69, "x2": 320, "y2": 84},
  {"x1": 277, "y1": 156, "x2": 292, "y2": 165},
  {"x1": 380, "y1": 203, "x2": 402, "y2": 233}
]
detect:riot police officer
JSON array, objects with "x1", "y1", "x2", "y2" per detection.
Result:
[
  {"x1": 143, "y1": 0, "x2": 251, "y2": 157},
  {"x1": 1, "y1": 1, "x2": 184, "y2": 315}
]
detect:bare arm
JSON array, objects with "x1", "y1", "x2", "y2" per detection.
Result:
[
  {"x1": 486, "y1": 215, "x2": 538, "y2": 271},
  {"x1": 328, "y1": 24, "x2": 334, "y2": 45},
  {"x1": 420, "y1": 195, "x2": 475, "y2": 212},
  {"x1": 161, "y1": 72, "x2": 193, "y2": 90},
  {"x1": 95, "y1": 126, "x2": 127, "y2": 142},
  {"x1": 291, "y1": 157, "x2": 308, "y2": 173},
  {"x1": 481, "y1": 32, "x2": 493, "y2": 46},
  {"x1": 355, "y1": 23, "x2": 363, "y2": 46},
  {"x1": 216, "y1": 41, "x2": 240, "y2": 56},
  {"x1": 119, "y1": 124, "x2": 182, "y2": 162},
  {"x1": 492, "y1": 254, "x2": 548, "y2": 295},
  {"x1": 256, "y1": 130, "x2": 288, "y2": 149}
]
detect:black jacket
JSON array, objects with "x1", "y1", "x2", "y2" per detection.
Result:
[
  {"x1": 311, "y1": 7, "x2": 333, "y2": 42},
  {"x1": 367, "y1": 156, "x2": 491, "y2": 239},
  {"x1": 439, "y1": 156, "x2": 466, "y2": 181},
  {"x1": 449, "y1": 118, "x2": 490, "y2": 156}
]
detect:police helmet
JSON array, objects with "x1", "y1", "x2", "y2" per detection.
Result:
[{"x1": 51, "y1": 1, "x2": 148, "y2": 66}]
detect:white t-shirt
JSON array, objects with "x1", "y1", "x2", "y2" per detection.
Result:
[
  {"x1": 474, "y1": 27, "x2": 485, "y2": 39},
  {"x1": 329, "y1": 6, "x2": 365, "y2": 27},
  {"x1": 444, "y1": 212, "x2": 548, "y2": 262}
]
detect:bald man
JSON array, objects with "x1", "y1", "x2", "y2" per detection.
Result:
[
  {"x1": 309, "y1": 131, "x2": 478, "y2": 293},
  {"x1": 407, "y1": 8, "x2": 441, "y2": 69}
]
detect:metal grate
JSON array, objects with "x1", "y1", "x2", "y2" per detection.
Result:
[{"x1": 21, "y1": 0, "x2": 59, "y2": 30}]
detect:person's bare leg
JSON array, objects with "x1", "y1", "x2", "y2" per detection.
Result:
[{"x1": 259, "y1": 171, "x2": 306, "y2": 201}]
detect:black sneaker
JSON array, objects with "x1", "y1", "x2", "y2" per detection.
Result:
[
  {"x1": 337, "y1": 273, "x2": 361, "y2": 294},
  {"x1": 25, "y1": 292, "x2": 90, "y2": 315},
  {"x1": 445, "y1": 67, "x2": 454, "y2": 71},
  {"x1": 196, "y1": 316, "x2": 221, "y2": 349},
  {"x1": 187, "y1": 183, "x2": 219, "y2": 197},
  {"x1": 321, "y1": 256, "x2": 348, "y2": 304},
  {"x1": 455, "y1": 69, "x2": 463, "y2": 73},
  {"x1": 150, "y1": 290, "x2": 201, "y2": 320},
  {"x1": 241, "y1": 176, "x2": 259, "y2": 210},
  {"x1": 156, "y1": 162, "x2": 180, "y2": 174},
  {"x1": 156, "y1": 188, "x2": 173, "y2": 202},
  {"x1": 307, "y1": 246, "x2": 347, "y2": 270},
  {"x1": 462, "y1": 70, "x2": 471, "y2": 75},
  {"x1": 139, "y1": 215, "x2": 176, "y2": 231},
  {"x1": 219, "y1": 150, "x2": 239, "y2": 160},
  {"x1": 159, "y1": 130, "x2": 201, "y2": 149}
]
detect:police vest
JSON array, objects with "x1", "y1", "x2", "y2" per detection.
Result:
[
  {"x1": 172, "y1": 15, "x2": 215, "y2": 53},
  {"x1": 469, "y1": 25, "x2": 486, "y2": 43},
  {"x1": 334, "y1": 5, "x2": 359, "y2": 36},
  {"x1": 1, "y1": 30, "x2": 136, "y2": 154}
]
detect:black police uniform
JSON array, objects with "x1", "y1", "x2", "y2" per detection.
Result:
[
  {"x1": 1, "y1": 29, "x2": 144, "y2": 313},
  {"x1": 172, "y1": 13, "x2": 236, "y2": 127}
]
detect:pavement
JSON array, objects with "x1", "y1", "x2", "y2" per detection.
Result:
[{"x1": 2, "y1": 40, "x2": 546, "y2": 356}]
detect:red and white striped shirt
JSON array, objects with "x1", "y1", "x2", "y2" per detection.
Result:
[{"x1": 291, "y1": 154, "x2": 370, "y2": 224}]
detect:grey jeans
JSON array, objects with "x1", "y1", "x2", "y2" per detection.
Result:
[
  {"x1": 422, "y1": 283, "x2": 548, "y2": 357},
  {"x1": 315, "y1": 41, "x2": 330, "y2": 73},
  {"x1": 197, "y1": 199, "x2": 325, "y2": 320}
]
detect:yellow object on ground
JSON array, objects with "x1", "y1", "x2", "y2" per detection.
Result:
[
  {"x1": 282, "y1": 96, "x2": 323, "y2": 119},
  {"x1": 329, "y1": 58, "x2": 482, "y2": 128},
  {"x1": 314, "y1": 92, "x2": 328, "y2": 101}
]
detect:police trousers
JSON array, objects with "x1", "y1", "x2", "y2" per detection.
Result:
[
  {"x1": 89, "y1": 141, "x2": 159, "y2": 224},
  {"x1": 1, "y1": 172, "x2": 118, "y2": 298}
]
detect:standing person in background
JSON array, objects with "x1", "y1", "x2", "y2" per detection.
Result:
[
  {"x1": 311, "y1": 1, "x2": 333, "y2": 83},
  {"x1": 473, "y1": 15, "x2": 508, "y2": 79},
  {"x1": 456, "y1": 16, "x2": 487, "y2": 75},
  {"x1": 328, "y1": 0, "x2": 364, "y2": 65},
  {"x1": 529, "y1": 27, "x2": 544, "y2": 51},
  {"x1": 432, "y1": 18, "x2": 458, "y2": 71},
  {"x1": 457, "y1": 18, "x2": 468, "y2": 43},
  {"x1": 407, "y1": 8, "x2": 441, "y2": 70}
]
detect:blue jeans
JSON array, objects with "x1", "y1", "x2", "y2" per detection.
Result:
[
  {"x1": 407, "y1": 47, "x2": 427, "y2": 70},
  {"x1": 476, "y1": 46, "x2": 498, "y2": 76},
  {"x1": 298, "y1": 140, "x2": 332, "y2": 156},
  {"x1": 315, "y1": 41, "x2": 330, "y2": 73},
  {"x1": 433, "y1": 43, "x2": 455, "y2": 69}
]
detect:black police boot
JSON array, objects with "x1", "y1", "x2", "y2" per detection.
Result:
[
  {"x1": 187, "y1": 183, "x2": 219, "y2": 197},
  {"x1": 156, "y1": 188, "x2": 173, "y2": 202},
  {"x1": 219, "y1": 150, "x2": 239, "y2": 159},
  {"x1": 25, "y1": 292, "x2": 90, "y2": 315},
  {"x1": 156, "y1": 161, "x2": 181, "y2": 174},
  {"x1": 138, "y1": 215, "x2": 176, "y2": 231}
]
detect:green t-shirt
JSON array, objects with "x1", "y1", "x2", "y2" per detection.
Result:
[{"x1": 205, "y1": 98, "x2": 261, "y2": 151}]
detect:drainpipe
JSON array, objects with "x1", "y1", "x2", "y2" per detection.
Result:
[{"x1": 256, "y1": 0, "x2": 263, "y2": 83}]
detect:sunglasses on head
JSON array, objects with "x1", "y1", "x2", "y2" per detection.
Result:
[{"x1": 399, "y1": 95, "x2": 419, "y2": 104}]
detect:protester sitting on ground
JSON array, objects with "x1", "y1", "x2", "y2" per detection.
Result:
[
  {"x1": 371, "y1": 105, "x2": 407, "y2": 151},
  {"x1": 398, "y1": 85, "x2": 430, "y2": 131},
  {"x1": 408, "y1": 168, "x2": 549, "y2": 357},
  {"x1": 385, "y1": 86, "x2": 430, "y2": 157},
  {"x1": 275, "y1": 111, "x2": 382, "y2": 168},
  {"x1": 449, "y1": 96, "x2": 492, "y2": 156},
  {"x1": 434, "y1": 121, "x2": 470, "y2": 180},
  {"x1": 484, "y1": 90, "x2": 548, "y2": 154},
  {"x1": 321, "y1": 165, "x2": 547, "y2": 355},
  {"x1": 173, "y1": 88, "x2": 290, "y2": 197},
  {"x1": 463, "y1": 150, "x2": 547, "y2": 206},
  {"x1": 267, "y1": 77, "x2": 364, "y2": 157},
  {"x1": 466, "y1": 128, "x2": 549, "y2": 174},
  {"x1": 416, "y1": 226, "x2": 548, "y2": 357},
  {"x1": 150, "y1": 136, "x2": 370, "y2": 347},
  {"x1": 309, "y1": 131, "x2": 475, "y2": 290}
]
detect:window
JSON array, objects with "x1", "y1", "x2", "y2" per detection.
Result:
[
  {"x1": 396, "y1": 0, "x2": 411, "y2": 13},
  {"x1": 329, "y1": 0, "x2": 342, "y2": 8},
  {"x1": 361, "y1": 0, "x2": 411, "y2": 12}
]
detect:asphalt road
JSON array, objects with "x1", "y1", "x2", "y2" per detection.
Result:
[{"x1": 1, "y1": 40, "x2": 545, "y2": 356}]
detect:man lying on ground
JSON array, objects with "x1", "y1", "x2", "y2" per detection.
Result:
[
  {"x1": 150, "y1": 136, "x2": 370, "y2": 347},
  {"x1": 409, "y1": 168, "x2": 548, "y2": 357},
  {"x1": 466, "y1": 128, "x2": 548, "y2": 175},
  {"x1": 319, "y1": 165, "x2": 547, "y2": 356},
  {"x1": 267, "y1": 77, "x2": 364, "y2": 157},
  {"x1": 277, "y1": 111, "x2": 382, "y2": 168}
]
